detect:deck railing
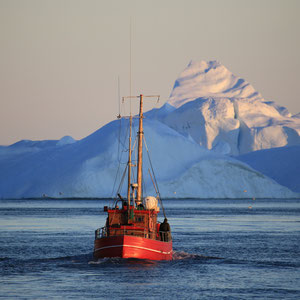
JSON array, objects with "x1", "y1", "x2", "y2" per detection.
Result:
[{"x1": 95, "y1": 227, "x2": 171, "y2": 242}]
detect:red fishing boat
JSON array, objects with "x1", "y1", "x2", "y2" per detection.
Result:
[{"x1": 94, "y1": 94, "x2": 172, "y2": 260}]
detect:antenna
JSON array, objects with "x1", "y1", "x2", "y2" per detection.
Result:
[
  {"x1": 117, "y1": 76, "x2": 121, "y2": 119},
  {"x1": 129, "y1": 17, "x2": 132, "y2": 114}
]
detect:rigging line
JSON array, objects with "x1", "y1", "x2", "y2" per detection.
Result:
[
  {"x1": 117, "y1": 76, "x2": 121, "y2": 161},
  {"x1": 148, "y1": 169, "x2": 158, "y2": 196},
  {"x1": 111, "y1": 161, "x2": 121, "y2": 198},
  {"x1": 112, "y1": 118, "x2": 130, "y2": 198},
  {"x1": 118, "y1": 117, "x2": 131, "y2": 154},
  {"x1": 113, "y1": 164, "x2": 128, "y2": 207},
  {"x1": 112, "y1": 120, "x2": 131, "y2": 201},
  {"x1": 118, "y1": 118, "x2": 121, "y2": 160},
  {"x1": 132, "y1": 137, "x2": 138, "y2": 160},
  {"x1": 131, "y1": 166, "x2": 136, "y2": 188},
  {"x1": 131, "y1": 119, "x2": 137, "y2": 165},
  {"x1": 142, "y1": 168, "x2": 146, "y2": 197},
  {"x1": 120, "y1": 117, "x2": 128, "y2": 149},
  {"x1": 117, "y1": 121, "x2": 123, "y2": 169},
  {"x1": 143, "y1": 135, "x2": 167, "y2": 219}
]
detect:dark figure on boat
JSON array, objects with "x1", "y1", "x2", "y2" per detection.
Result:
[
  {"x1": 137, "y1": 203, "x2": 145, "y2": 210},
  {"x1": 160, "y1": 218, "x2": 171, "y2": 242}
]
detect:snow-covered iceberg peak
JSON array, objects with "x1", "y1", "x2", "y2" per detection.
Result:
[
  {"x1": 168, "y1": 60, "x2": 262, "y2": 108},
  {"x1": 56, "y1": 135, "x2": 76, "y2": 146}
]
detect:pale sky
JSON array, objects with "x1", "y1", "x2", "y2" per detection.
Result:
[{"x1": 1, "y1": 0, "x2": 299, "y2": 145}]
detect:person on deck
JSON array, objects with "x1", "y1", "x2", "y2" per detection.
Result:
[{"x1": 159, "y1": 218, "x2": 170, "y2": 241}]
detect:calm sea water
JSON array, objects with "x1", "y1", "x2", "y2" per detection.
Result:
[{"x1": 0, "y1": 198, "x2": 299, "y2": 299}]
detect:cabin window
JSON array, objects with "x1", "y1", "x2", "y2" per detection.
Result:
[{"x1": 135, "y1": 216, "x2": 144, "y2": 223}]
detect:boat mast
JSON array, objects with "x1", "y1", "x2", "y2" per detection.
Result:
[
  {"x1": 122, "y1": 94, "x2": 160, "y2": 208},
  {"x1": 127, "y1": 114, "x2": 132, "y2": 207},
  {"x1": 127, "y1": 18, "x2": 132, "y2": 211},
  {"x1": 136, "y1": 94, "x2": 144, "y2": 205}
]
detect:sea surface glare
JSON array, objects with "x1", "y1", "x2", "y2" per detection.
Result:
[{"x1": 0, "y1": 199, "x2": 299, "y2": 299}]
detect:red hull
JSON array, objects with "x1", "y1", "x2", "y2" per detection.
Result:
[{"x1": 94, "y1": 235, "x2": 173, "y2": 261}]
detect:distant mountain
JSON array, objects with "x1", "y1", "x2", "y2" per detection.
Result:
[
  {"x1": 0, "y1": 119, "x2": 295, "y2": 199},
  {"x1": 148, "y1": 60, "x2": 300, "y2": 155},
  {"x1": 236, "y1": 145, "x2": 300, "y2": 193}
]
